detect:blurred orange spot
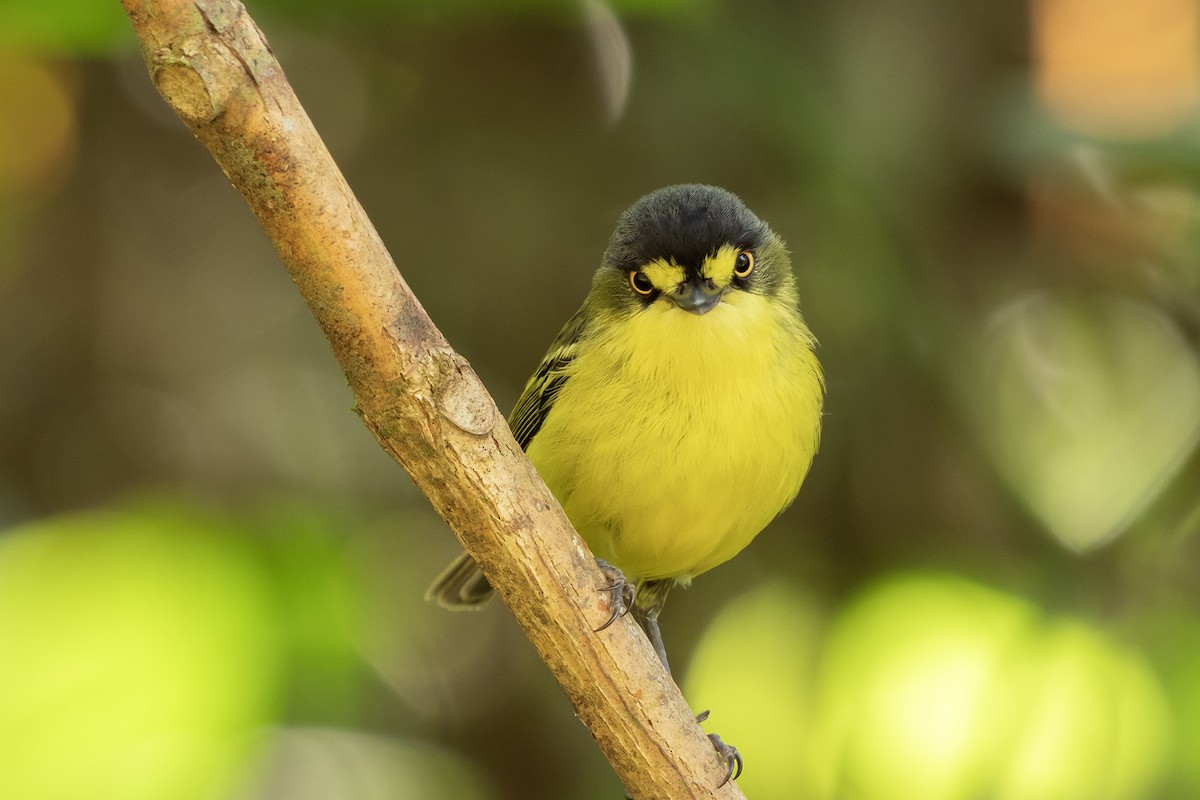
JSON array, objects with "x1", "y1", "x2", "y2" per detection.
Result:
[{"x1": 1034, "y1": 0, "x2": 1200, "y2": 135}]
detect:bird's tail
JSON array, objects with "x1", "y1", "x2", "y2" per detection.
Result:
[{"x1": 425, "y1": 552, "x2": 495, "y2": 609}]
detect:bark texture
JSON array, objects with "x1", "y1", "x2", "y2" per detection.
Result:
[{"x1": 120, "y1": 1, "x2": 748, "y2": 797}]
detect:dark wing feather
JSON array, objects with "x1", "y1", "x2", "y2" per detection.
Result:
[{"x1": 508, "y1": 305, "x2": 590, "y2": 451}]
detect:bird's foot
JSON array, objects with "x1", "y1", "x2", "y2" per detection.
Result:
[
  {"x1": 593, "y1": 558, "x2": 634, "y2": 632},
  {"x1": 696, "y1": 710, "x2": 743, "y2": 787}
]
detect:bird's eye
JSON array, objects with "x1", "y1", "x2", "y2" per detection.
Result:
[
  {"x1": 629, "y1": 270, "x2": 654, "y2": 295},
  {"x1": 733, "y1": 250, "x2": 756, "y2": 279}
]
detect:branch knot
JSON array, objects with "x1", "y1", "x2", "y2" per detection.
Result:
[
  {"x1": 150, "y1": 36, "x2": 243, "y2": 124},
  {"x1": 435, "y1": 355, "x2": 497, "y2": 436}
]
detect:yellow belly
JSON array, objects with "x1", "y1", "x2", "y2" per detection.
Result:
[{"x1": 524, "y1": 292, "x2": 823, "y2": 582}]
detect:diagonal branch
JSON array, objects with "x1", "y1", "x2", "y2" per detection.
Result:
[{"x1": 119, "y1": 0, "x2": 748, "y2": 797}]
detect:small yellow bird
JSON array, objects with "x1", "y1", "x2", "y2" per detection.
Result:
[{"x1": 428, "y1": 184, "x2": 823, "y2": 782}]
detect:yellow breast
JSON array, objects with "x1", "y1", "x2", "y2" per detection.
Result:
[{"x1": 524, "y1": 292, "x2": 823, "y2": 582}]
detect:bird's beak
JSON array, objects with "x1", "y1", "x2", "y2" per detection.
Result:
[{"x1": 670, "y1": 276, "x2": 724, "y2": 315}]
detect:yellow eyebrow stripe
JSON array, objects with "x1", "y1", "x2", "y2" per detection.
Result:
[
  {"x1": 637, "y1": 244, "x2": 743, "y2": 291},
  {"x1": 639, "y1": 259, "x2": 685, "y2": 291},
  {"x1": 702, "y1": 244, "x2": 741, "y2": 288}
]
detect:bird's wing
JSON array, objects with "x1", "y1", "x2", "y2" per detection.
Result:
[{"x1": 508, "y1": 305, "x2": 590, "y2": 451}]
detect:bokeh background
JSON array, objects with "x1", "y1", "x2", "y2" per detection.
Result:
[{"x1": 2, "y1": 0, "x2": 1200, "y2": 798}]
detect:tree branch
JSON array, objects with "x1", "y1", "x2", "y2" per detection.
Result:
[{"x1": 119, "y1": 1, "x2": 747, "y2": 797}]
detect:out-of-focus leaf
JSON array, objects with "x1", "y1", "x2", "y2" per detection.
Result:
[
  {"x1": 994, "y1": 620, "x2": 1171, "y2": 800},
  {"x1": 0, "y1": 506, "x2": 284, "y2": 800},
  {"x1": 683, "y1": 583, "x2": 823, "y2": 798},
  {"x1": 583, "y1": 0, "x2": 632, "y2": 125},
  {"x1": 810, "y1": 575, "x2": 1038, "y2": 800},
  {"x1": 809, "y1": 574, "x2": 1171, "y2": 800},
  {"x1": 966, "y1": 293, "x2": 1200, "y2": 551}
]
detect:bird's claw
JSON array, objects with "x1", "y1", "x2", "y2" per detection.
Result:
[
  {"x1": 593, "y1": 558, "x2": 634, "y2": 632},
  {"x1": 696, "y1": 710, "x2": 743, "y2": 787},
  {"x1": 708, "y1": 732, "x2": 743, "y2": 787}
]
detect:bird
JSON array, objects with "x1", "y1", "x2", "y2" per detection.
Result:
[{"x1": 427, "y1": 183, "x2": 824, "y2": 785}]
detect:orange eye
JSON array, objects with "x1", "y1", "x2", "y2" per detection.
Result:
[
  {"x1": 629, "y1": 270, "x2": 654, "y2": 295},
  {"x1": 733, "y1": 250, "x2": 755, "y2": 278}
]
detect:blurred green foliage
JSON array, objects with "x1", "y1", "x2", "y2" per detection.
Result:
[
  {"x1": 0, "y1": 0, "x2": 130, "y2": 55},
  {"x1": 686, "y1": 576, "x2": 1177, "y2": 800},
  {"x1": 2, "y1": 0, "x2": 1200, "y2": 798},
  {"x1": 0, "y1": 505, "x2": 284, "y2": 800}
]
